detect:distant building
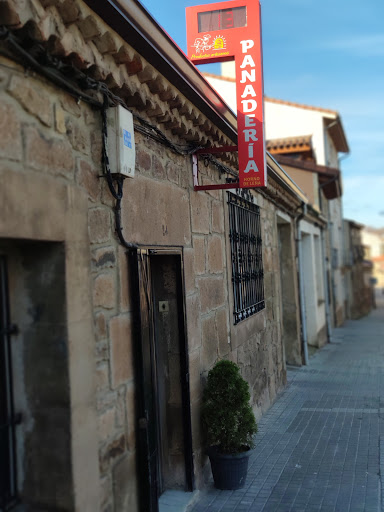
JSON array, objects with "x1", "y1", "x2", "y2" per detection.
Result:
[
  {"x1": 344, "y1": 220, "x2": 374, "y2": 318},
  {"x1": 205, "y1": 64, "x2": 350, "y2": 344},
  {"x1": 362, "y1": 227, "x2": 384, "y2": 289}
]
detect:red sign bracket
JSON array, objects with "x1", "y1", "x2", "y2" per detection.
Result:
[{"x1": 192, "y1": 146, "x2": 239, "y2": 191}]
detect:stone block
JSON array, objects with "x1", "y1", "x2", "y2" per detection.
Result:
[
  {"x1": 201, "y1": 314, "x2": 218, "y2": 369},
  {"x1": 207, "y1": 235, "x2": 224, "y2": 273},
  {"x1": 116, "y1": 388, "x2": 126, "y2": 428},
  {"x1": 109, "y1": 314, "x2": 134, "y2": 388},
  {"x1": 88, "y1": 207, "x2": 111, "y2": 243},
  {"x1": 0, "y1": 67, "x2": 9, "y2": 86},
  {"x1": 121, "y1": 175, "x2": 191, "y2": 246},
  {"x1": 60, "y1": 94, "x2": 82, "y2": 117},
  {"x1": 76, "y1": 158, "x2": 100, "y2": 202},
  {"x1": 92, "y1": 246, "x2": 116, "y2": 270},
  {"x1": 186, "y1": 293, "x2": 201, "y2": 352},
  {"x1": 212, "y1": 200, "x2": 224, "y2": 233},
  {"x1": 190, "y1": 191, "x2": 210, "y2": 234},
  {"x1": 264, "y1": 272, "x2": 274, "y2": 301},
  {"x1": 188, "y1": 349, "x2": 201, "y2": 404},
  {"x1": 95, "y1": 340, "x2": 108, "y2": 362},
  {"x1": 99, "y1": 434, "x2": 126, "y2": 474},
  {"x1": 263, "y1": 246, "x2": 273, "y2": 273},
  {"x1": 112, "y1": 451, "x2": 138, "y2": 512},
  {"x1": 193, "y1": 236, "x2": 206, "y2": 274},
  {"x1": 8, "y1": 74, "x2": 52, "y2": 126},
  {"x1": 152, "y1": 154, "x2": 167, "y2": 180},
  {"x1": 166, "y1": 161, "x2": 180, "y2": 185},
  {"x1": 96, "y1": 362, "x2": 110, "y2": 391},
  {"x1": 95, "y1": 312, "x2": 107, "y2": 340},
  {"x1": 183, "y1": 247, "x2": 195, "y2": 295},
  {"x1": 136, "y1": 147, "x2": 151, "y2": 173},
  {"x1": 100, "y1": 475, "x2": 113, "y2": 512},
  {"x1": 54, "y1": 104, "x2": 67, "y2": 134},
  {"x1": 91, "y1": 130, "x2": 103, "y2": 165},
  {"x1": 101, "y1": 179, "x2": 115, "y2": 208},
  {"x1": 118, "y1": 246, "x2": 132, "y2": 313},
  {"x1": 180, "y1": 162, "x2": 192, "y2": 189},
  {"x1": 65, "y1": 117, "x2": 90, "y2": 154},
  {"x1": 197, "y1": 276, "x2": 226, "y2": 314},
  {"x1": 24, "y1": 125, "x2": 74, "y2": 177},
  {"x1": 98, "y1": 407, "x2": 116, "y2": 440},
  {"x1": 0, "y1": 100, "x2": 22, "y2": 161},
  {"x1": 216, "y1": 308, "x2": 230, "y2": 357},
  {"x1": 97, "y1": 390, "x2": 118, "y2": 414},
  {"x1": 93, "y1": 273, "x2": 116, "y2": 309}
]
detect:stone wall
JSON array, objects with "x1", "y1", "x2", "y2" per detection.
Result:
[
  {"x1": 0, "y1": 40, "x2": 293, "y2": 511},
  {"x1": 0, "y1": 54, "x2": 100, "y2": 511}
]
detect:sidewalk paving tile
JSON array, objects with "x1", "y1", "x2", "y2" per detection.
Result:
[{"x1": 189, "y1": 294, "x2": 384, "y2": 512}]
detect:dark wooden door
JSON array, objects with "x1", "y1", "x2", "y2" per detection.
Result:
[
  {"x1": 129, "y1": 248, "x2": 194, "y2": 512},
  {"x1": 0, "y1": 255, "x2": 17, "y2": 510}
]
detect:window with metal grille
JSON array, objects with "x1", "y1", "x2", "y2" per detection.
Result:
[{"x1": 227, "y1": 192, "x2": 265, "y2": 325}]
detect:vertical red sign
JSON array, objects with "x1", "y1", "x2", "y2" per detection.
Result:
[{"x1": 186, "y1": 0, "x2": 266, "y2": 188}]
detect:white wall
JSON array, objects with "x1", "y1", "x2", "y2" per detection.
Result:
[
  {"x1": 204, "y1": 75, "x2": 237, "y2": 113},
  {"x1": 300, "y1": 220, "x2": 327, "y2": 346},
  {"x1": 362, "y1": 230, "x2": 384, "y2": 258}
]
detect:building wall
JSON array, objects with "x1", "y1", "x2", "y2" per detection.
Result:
[
  {"x1": 0, "y1": 56, "x2": 100, "y2": 511},
  {"x1": 362, "y1": 228, "x2": 384, "y2": 259},
  {"x1": 0, "y1": 49, "x2": 297, "y2": 511},
  {"x1": 203, "y1": 73, "x2": 237, "y2": 113},
  {"x1": 264, "y1": 102, "x2": 329, "y2": 166},
  {"x1": 300, "y1": 220, "x2": 327, "y2": 348},
  {"x1": 283, "y1": 165, "x2": 319, "y2": 210},
  {"x1": 329, "y1": 198, "x2": 346, "y2": 326}
]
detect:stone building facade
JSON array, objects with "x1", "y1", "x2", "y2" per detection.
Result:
[
  {"x1": 0, "y1": 1, "x2": 310, "y2": 511},
  {"x1": 344, "y1": 220, "x2": 374, "y2": 318}
]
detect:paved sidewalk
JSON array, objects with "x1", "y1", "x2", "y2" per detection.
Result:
[{"x1": 191, "y1": 293, "x2": 384, "y2": 512}]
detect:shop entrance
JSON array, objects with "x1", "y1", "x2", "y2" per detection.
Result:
[{"x1": 130, "y1": 248, "x2": 194, "y2": 512}]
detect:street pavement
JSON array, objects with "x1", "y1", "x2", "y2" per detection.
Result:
[{"x1": 191, "y1": 292, "x2": 384, "y2": 512}]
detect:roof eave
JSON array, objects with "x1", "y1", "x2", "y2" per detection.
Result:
[
  {"x1": 324, "y1": 116, "x2": 350, "y2": 154},
  {"x1": 83, "y1": 0, "x2": 238, "y2": 143}
]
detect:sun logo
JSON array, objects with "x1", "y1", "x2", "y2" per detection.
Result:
[{"x1": 212, "y1": 36, "x2": 226, "y2": 50}]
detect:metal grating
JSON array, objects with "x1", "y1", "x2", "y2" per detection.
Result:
[{"x1": 227, "y1": 192, "x2": 265, "y2": 325}]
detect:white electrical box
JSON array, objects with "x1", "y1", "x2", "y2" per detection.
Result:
[{"x1": 106, "y1": 105, "x2": 135, "y2": 178}]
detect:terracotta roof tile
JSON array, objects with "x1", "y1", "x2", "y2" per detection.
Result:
[
  {"x1": 264, "y1": 96, "x2": 339, "y2": 116},
  {"x1": 266, "y1": 135, "x2": 312, "y2": 153},
  {"x1": 0, "y1": 0, "x2": 238, "y2": 152}
]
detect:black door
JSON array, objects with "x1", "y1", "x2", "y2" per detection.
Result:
[
  {"x1": 0, "y1": 255, "x2": 17, "y2": 510},
  {"x1": 129, "y1": 248, "x2": 194, "y2": 512}
]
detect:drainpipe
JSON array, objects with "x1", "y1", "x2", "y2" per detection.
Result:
[
  {"x1": 320, "y1": 226, "x2": 332, "y2": 342},
  {"x1": 295, "y1": 203, "x2": 309, "y2": 365}
]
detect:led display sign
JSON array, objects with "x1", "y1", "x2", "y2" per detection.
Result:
[
  {"x1": 198, "y1": 7, "x2": 247, "y2": 32},
  {"x1": 186, "y1": 0, "x2": 266, "y2": 189}
]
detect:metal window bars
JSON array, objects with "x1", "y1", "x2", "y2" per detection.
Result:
[
  {"x1": 227, "y1": 192, "x2": 265, "y2": 325},
  {"x1": 0, "y1": 256, "x2": 18, "y2": 511}
]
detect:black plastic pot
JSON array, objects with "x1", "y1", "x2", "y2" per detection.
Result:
[{"x1": 207, "y1": 446, "x2": 253, "y2": 490}]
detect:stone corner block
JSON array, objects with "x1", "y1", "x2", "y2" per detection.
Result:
[{"x1": 109, "y1": 314, "x2": 134, "y2": 389}]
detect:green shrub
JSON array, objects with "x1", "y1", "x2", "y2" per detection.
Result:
[{"x1": 201, "y1": 360, "x2": 257, "y2": 454}]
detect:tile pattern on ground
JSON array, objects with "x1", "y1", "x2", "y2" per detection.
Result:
[{"x1": 190, "y1": 295, "x2": 384, "y2": 512}]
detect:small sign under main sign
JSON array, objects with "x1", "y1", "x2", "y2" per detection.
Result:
[{"x1": 186, "y1": 0, "x2": 266, "y2": 189}]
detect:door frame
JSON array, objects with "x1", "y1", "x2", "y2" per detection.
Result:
[{"x1": 129, "y1": 246, "x2": 194, "y2": 512}]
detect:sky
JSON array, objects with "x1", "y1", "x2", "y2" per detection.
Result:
[{"x1": 140, "y1": 0, "x2": 384, "y2": 228}]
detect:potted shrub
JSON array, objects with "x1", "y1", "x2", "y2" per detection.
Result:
[{"x1": 201, "y1": 359, "x2": 258, "y2": 490}]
